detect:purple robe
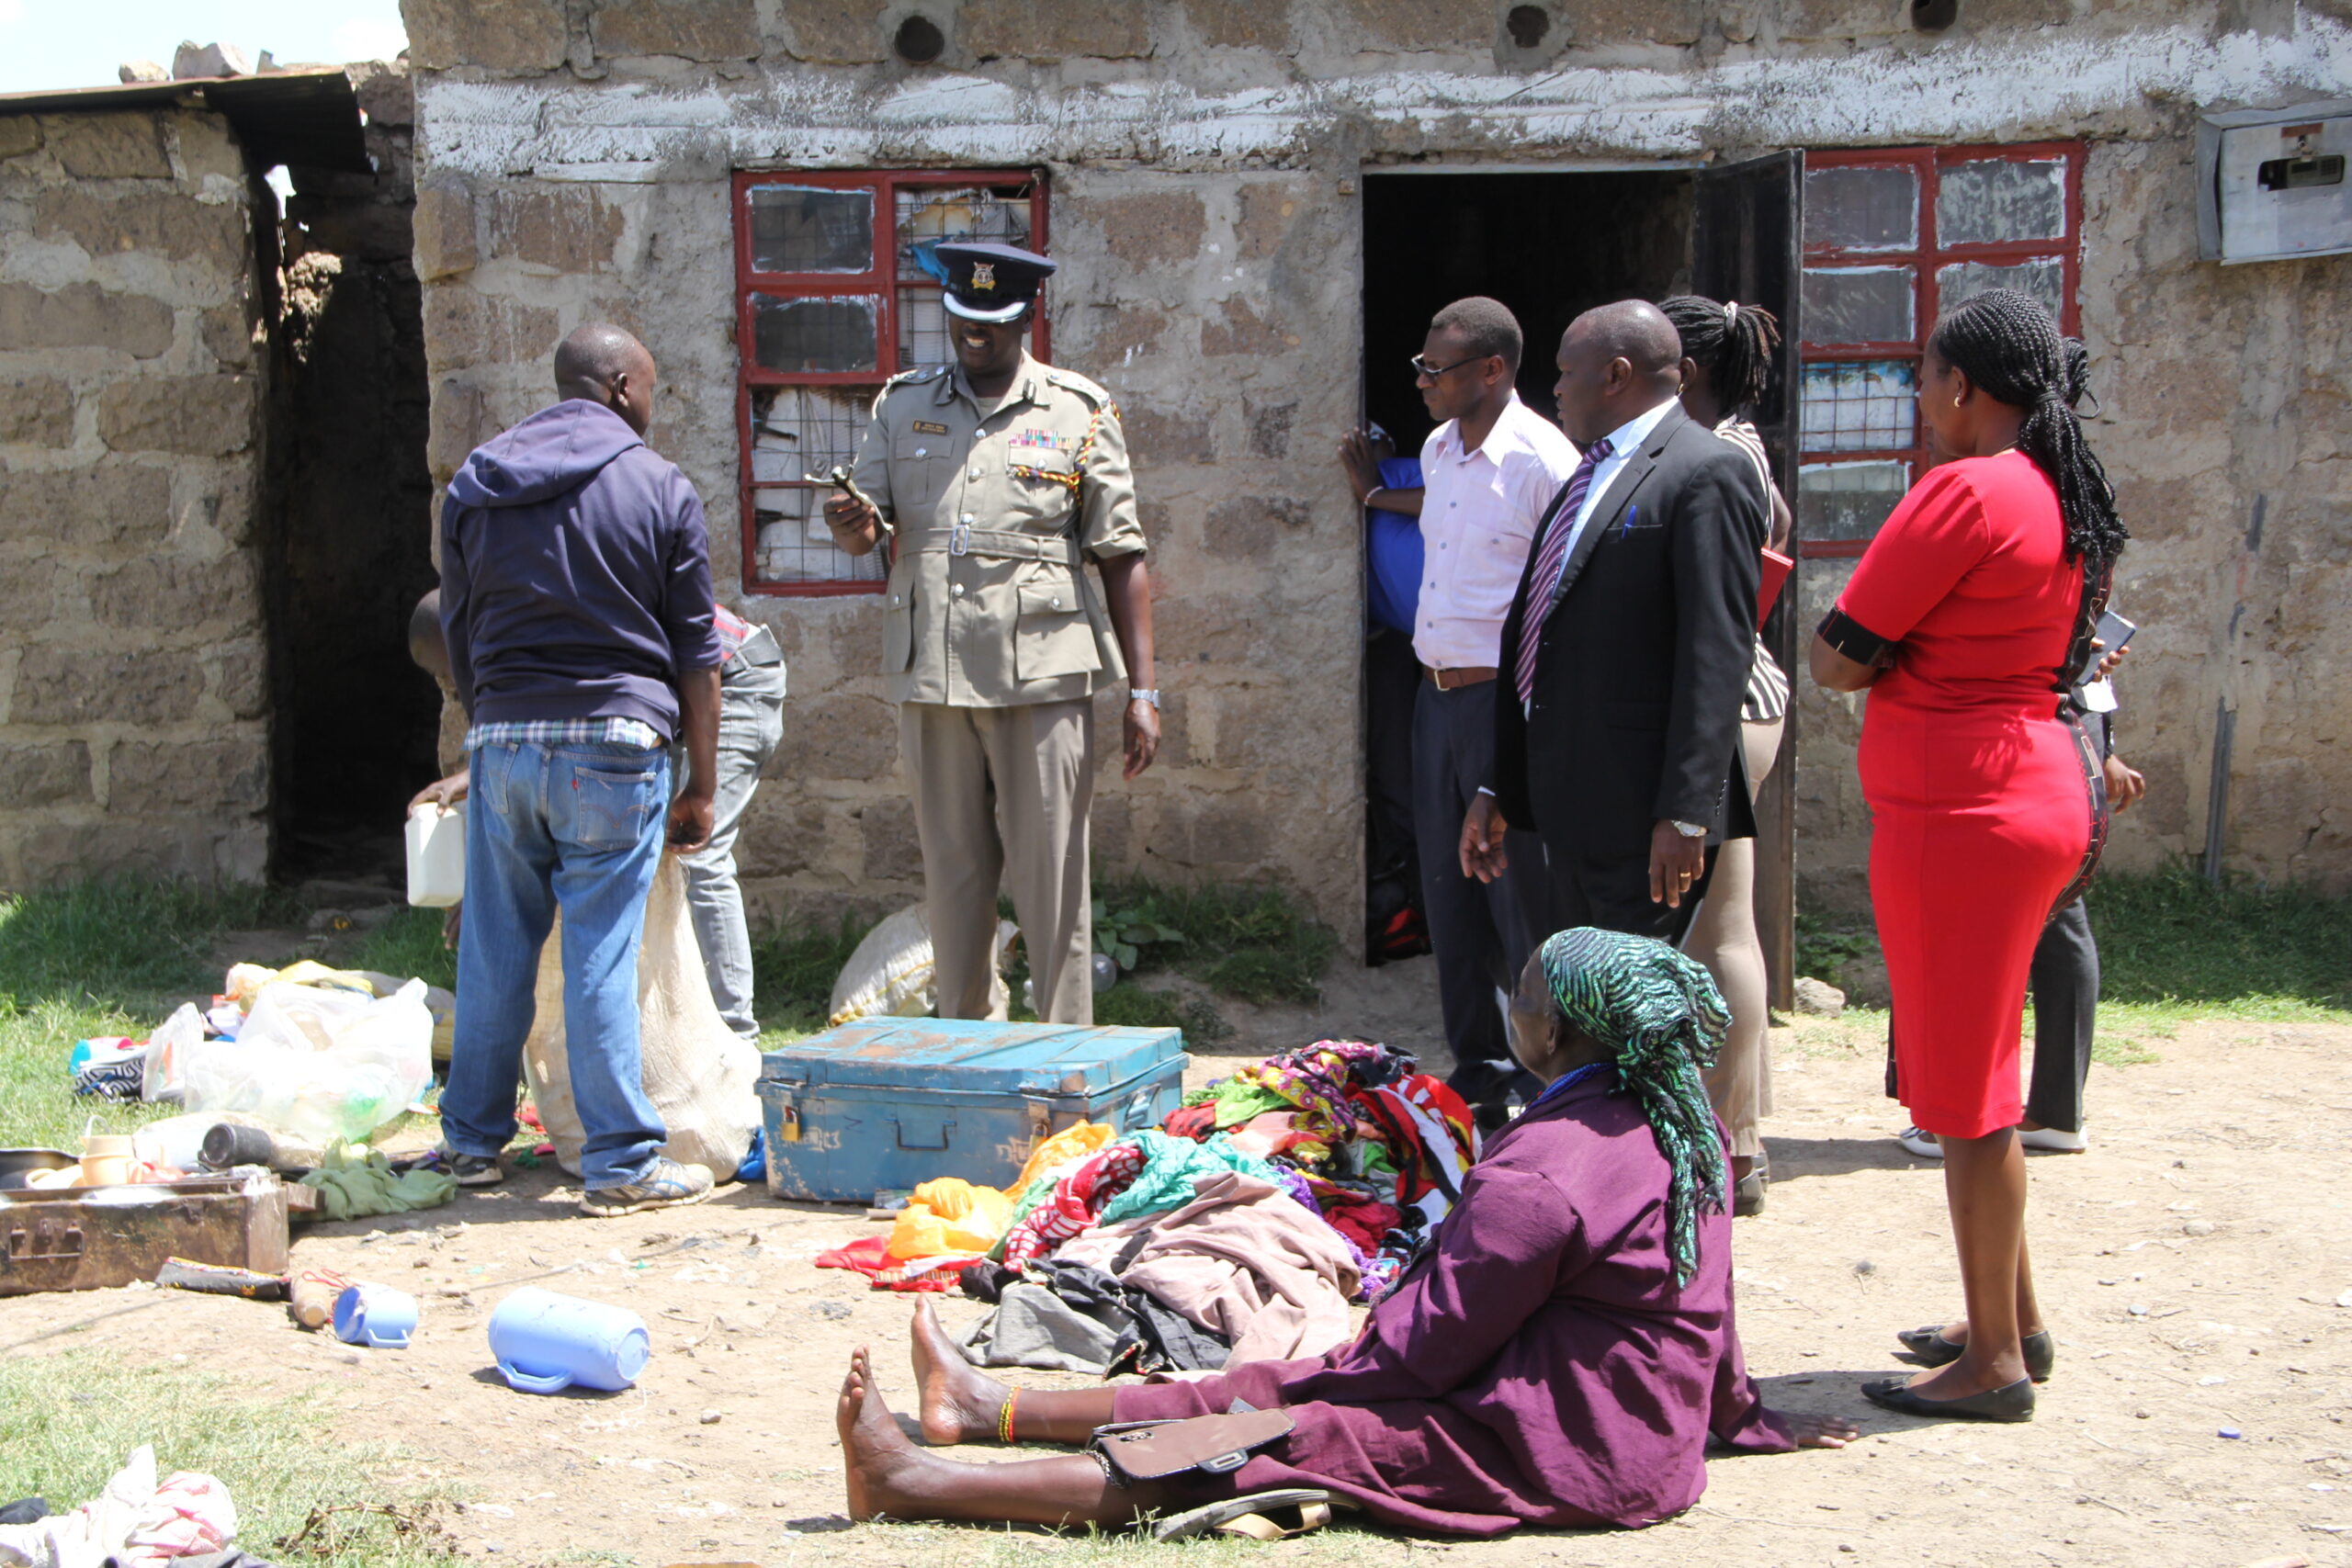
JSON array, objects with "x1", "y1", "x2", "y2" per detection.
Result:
[{"x1": 1110, "y1": 1071, "x2": 1793, "y2": 1536}]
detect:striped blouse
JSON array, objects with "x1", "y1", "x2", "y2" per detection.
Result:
[{"x1": 1715, "y1": 417, "x2": 1791, "y2": 726}]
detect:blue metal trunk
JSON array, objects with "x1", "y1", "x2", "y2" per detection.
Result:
[{"x1": 756, "y1": 1018, "x2": 1188, "y2": 1203}]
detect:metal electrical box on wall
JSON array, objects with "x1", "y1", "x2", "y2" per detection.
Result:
[{"x1": 2198, "y1": 99, "x2": 2352, "y2": 265}]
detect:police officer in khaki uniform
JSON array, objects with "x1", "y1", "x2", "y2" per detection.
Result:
[{"x1": 824, "y1": 243, "x2": 1159, "y2": 1026}]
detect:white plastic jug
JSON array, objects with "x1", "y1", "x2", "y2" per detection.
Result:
[{"x1": 405, "y1": 801, "x2": 465, "y2": 907}]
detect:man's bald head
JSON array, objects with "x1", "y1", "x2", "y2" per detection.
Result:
[
  {"x1": 555, "y1": 323, "x2": 658, "y2": 435},
  {"x1": 1551, "y1": 299, "x2": 1685, "y2": 445}
]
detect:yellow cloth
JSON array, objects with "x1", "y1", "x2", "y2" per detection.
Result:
[
  {"x1": 881, "y1": 1122, "x2": 1115, "y2": 1260},
  {"x1": 886, "y1": 1178, "x2": 1012, "y2": 1259}
]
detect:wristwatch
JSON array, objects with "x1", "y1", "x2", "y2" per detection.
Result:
[
  {"x1": 1669, "y1": 819, "x2": 1708, "y2": 838},
  {"x1": 1129, "y1": 689, "x2": 1161, "y2": 710}
]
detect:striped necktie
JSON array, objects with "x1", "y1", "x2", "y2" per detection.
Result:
[{"x1": 1513, "y1": 436, "x2": 1612, "y2": 706}]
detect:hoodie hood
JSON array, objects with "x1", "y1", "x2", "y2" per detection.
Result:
[{"x1": 448, "y1": 400, "x2": 644, "y2": 510}]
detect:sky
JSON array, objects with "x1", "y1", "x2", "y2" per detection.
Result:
[{"x1": 0, "y1": 0, "x2": 407, "y2": 96}]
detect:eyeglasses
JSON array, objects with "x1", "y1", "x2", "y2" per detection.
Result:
[{"x1": 1410, "y1": 353, "x2": 1493, "y2": 380}]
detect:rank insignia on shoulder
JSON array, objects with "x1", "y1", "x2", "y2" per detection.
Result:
[{"x1": 912, "y1": 420, "x2": 950, "y2": 434}]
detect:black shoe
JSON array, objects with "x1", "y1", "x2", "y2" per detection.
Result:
[
  {"x1": 1896, "y1": 1325, "x2": 2054, "y2": 1382},
  {"x1": 1861, "y1": 1374, "x2": 2035, "y2": 1423},
  {"x1": 1733, "y1": 1168, "x2": 1766, "y2": 1216}
]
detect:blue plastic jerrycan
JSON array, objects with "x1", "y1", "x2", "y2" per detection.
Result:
[
  {"x1": 487, "y1": 1287, "x2": 650, "y2": 1394},
  {"x1": 332, "y1": 1283, "x2": 418, "y2": 1349}
]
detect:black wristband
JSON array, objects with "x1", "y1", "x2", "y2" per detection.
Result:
[{"x1": 1816, "y1": 606, "x2": 1895, "y2": 668}]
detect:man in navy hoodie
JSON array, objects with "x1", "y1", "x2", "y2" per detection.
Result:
[{"x1": 436, "y1": 322, "x2": 723, "y2": 1217}]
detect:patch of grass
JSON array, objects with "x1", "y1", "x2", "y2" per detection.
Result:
[
  {"x1": 2091, "y1": 863, "x2": 2351, "y2": 1018},
  {"x1": 2091, "y1": 1031, "x2": 2159, "y2": 1066},
  {"x1": 0, "y1": 1348, "x2": 458, "y2": 1567},
  {"x1": 1099, "y1": 883, "x2": 1338, "y2": 1006},
  {"x1": 345, "y1": 907, "x2": 458, "y2": 993},
  {"x1": 0, "y1": 879, "x2": 307, "y2": 1150},
  {"x1": 1091, "y1": 981, "x2": 1232, "y2": 1044},
  {"x1": 751, "y1": 913, "x2": 870, "y2": 1042},
  {"x1": 1794, "y1": 911, "x2": 1877, "y2": 987}
]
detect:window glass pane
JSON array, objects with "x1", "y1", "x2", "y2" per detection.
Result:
[
  {"x1": 751, "y1": 294, "x2": 880, "y2": 374},
  {"x1": 749, "y1": 388, "x2": 885, "y2": 583},
  {"x1": 1798, "y1": 459, "x2": 1912, "y2": 542},
  {"x1": 1804, "y1": 164, "x2": 1919, "y2": 252},
  {"x1": 746, "y1": 185, "x2": 873, "y2": 274},
  {"x1": 895, "y1": 185, "x2": 1035, "y2": 278},
  {"x1": 1936, "y1": 258, "x2": 2066, "y2": 323},
  {"x1": 1802, "y1": 265, "x2": 1915, "y2": 345},
  {"x1": 1800, "y1": 360, "x2": 1917, "y2": 453},
  {"x1": 1937, "y1": 159, "x2": 2065, "y2": 246}
]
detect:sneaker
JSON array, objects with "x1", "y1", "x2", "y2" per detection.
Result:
[
  {"x1": 438, "y1": 1148, "x2": 505, "y2": 1187},
  {"x1": 2017, "y1": 1124, "x2": 2089, "y2": 1153},
  {"x1": 1896, "y1": 1125, "x2": 1943, "y2": 1159},
  {"x1": 580, "y1": 1157, "x2": 714, "y2": 1218}
]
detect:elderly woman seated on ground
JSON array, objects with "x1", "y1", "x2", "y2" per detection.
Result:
[{"x1": 836, "y1": 928, "x2": 1856, "y2": 1539}]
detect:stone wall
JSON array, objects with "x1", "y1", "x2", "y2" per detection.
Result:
[
  {"x1": 0, "y1": 108, "x2": 271, "y2": 889},
  {"x1": 402, "y1": 0, "x2": 2352, "y2": 936}
]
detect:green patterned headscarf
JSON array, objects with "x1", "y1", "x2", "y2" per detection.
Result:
[{"x1": 1536, "y1": 927, "x2": 1731, "y2": 1287}]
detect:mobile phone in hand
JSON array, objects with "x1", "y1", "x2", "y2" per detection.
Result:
[{"x1": 2094, "y1": 608, "x2": 2137, "y2": 652}]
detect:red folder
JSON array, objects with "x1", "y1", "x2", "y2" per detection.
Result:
[{"x1": 1757, "y1": 547, "x2": 1793, "y2": 630}]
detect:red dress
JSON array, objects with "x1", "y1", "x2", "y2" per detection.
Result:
[{"x1": 1837, "y1": 450, "x2": 2091, "y2": 1139}]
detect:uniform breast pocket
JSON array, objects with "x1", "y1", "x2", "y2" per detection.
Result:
[
  {"x1": 882, "y1": 588, "x2": 915, "y2": 674},
  {"x1": 1013, "y1": 580, "x2": 1102, "y2": 682},
  {"x1": 892, "y1": 432, "x2": 952, "y2": 510},
  {"x1": 1005, "y1": 452, "x2": 1078, "y2": 524}
]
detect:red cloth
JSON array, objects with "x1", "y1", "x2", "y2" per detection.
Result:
[
  {"x1": 1161, "y1": 1103, "x2": 1220, "y2": 1142},
  {"x1": 1838, "y1": 451, "x2": 2091, "y2": 1138},
  {"x1": 1110, "y1": 1074, "x2": 1792, "y2": 1537},
  {"x1": 998, "y1": 1141, "x2": 1148, "y2": 1269},
  {"x1": 1314, "y1": 1191, "x2": 1402, "y2": 1255},
  {"x1": 813, "y1": 1235, "x2": 978, "y2": 1292}
]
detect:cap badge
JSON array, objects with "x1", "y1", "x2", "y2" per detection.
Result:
[{"x1": 970, "y1": 262, "x2": 997, "y2": 292}]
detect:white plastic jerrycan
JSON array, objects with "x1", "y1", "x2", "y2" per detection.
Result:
[{"x1": 405, "y1": 801, "x2": 466, "y2": 908}]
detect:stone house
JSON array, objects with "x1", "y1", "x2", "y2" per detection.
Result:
[
  {"x1": 399, "y1": 0, "x2": 2352, "y2": 978},
  {"x1": 0, "y1": 65, "x2": 436, "y2": 893}
]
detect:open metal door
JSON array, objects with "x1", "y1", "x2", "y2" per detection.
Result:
[{"x1": 1692, "y1": 150, "x2": 1804, "y2": 1010}]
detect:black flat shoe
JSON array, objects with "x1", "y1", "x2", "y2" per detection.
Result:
[
  {"x1": 1894, "y1": 1325, "x2": 2054, "y2": 1382},
  {"x1": 1861, "y1": 1375, "x2": 2036, "y2": 1423}
]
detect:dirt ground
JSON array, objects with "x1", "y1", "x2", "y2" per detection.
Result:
[{"x1": 3, "y1": 954, "x2": 2347, "y2": 1568}]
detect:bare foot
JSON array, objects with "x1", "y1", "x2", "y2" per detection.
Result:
[
  {"x1": 1789, "y1": 1412, "x2": 1860, "y2": 1449},
  {"x1": 910, "y1": 1299, "x2": 1010, "y2": 1446},
  {"x1": 838, "y1": 1345, "x2": 936, "y2": 1522}
]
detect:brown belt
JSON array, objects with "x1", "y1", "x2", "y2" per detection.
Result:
[{"x1": 1424, "y1": 665, "x2": 1498, "y2": 690}]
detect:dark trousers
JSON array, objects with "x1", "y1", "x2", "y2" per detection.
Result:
[
  {"x1": 1411, "y1": 678, "x2": 1545, "y2": 1077},
  {"x1": 1364, "y1": 628, "x2": 1421, "y2": 886},
  {"x1": 1534, "y1": 833, "x2": 1717, "y2": 948},
  {"x1": 2026, "y1": 897, "x2": 2098, "y2": 1133}
]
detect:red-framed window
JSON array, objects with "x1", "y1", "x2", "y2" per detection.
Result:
[
  {"x1": 732, "y1": 169, "x2": 1050, "y2": 595},
  {"x1": 1795, "y1": 143, "x2": 2083, "y2": 558}
]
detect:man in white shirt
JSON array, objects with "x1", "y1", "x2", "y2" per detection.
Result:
[{"x1": 1345, "y1": 297, "x2": 1580, "y2": 1125}]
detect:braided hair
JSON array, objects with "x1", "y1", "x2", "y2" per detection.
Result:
[
  {"x1": 1534, "y1": 928, "x2": 1730, "y2": 1288},
  {"x1": 1659, "y1": 295, "x2": 1781, "y2": 416},
  {"x1": 1927, "y1": 288, "x2": 2128, "y2": 682}
]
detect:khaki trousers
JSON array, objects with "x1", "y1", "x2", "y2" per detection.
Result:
[
  {"x1": 1690, "y1": 715, "x2": 1784, "y2": 1158},
  {"x1": 899, "y1": 698, "x2": 1095, "y2": 1026}
]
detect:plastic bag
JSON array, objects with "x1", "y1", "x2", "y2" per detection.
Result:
[
  {"x1": 886, "y1": 1177, "x2": 1014, "y2": 1259},
  {"x1": 828, "y1": 906, "x2": 1017, "y2": 1025},
  {"x1": 179, "y1": 980, "x2": 434, "y2": 1145},
  {"x1": 140, "y1": 1003, "x2": 207, "y2": 1104},
  {"x1": 525, "y1": 856, "x2": 761, "y2": 1180}
]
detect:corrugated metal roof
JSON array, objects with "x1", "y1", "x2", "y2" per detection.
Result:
[{"x1": 0, "y1": 69, "x2": 368, "y2": 173}]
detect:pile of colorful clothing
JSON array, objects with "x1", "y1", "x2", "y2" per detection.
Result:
[{"x1": 816, "y1": 1042, "x2": 1479, "y2": 1379}]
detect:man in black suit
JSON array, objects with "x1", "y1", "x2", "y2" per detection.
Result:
[{"x1": 1461, "y1": 300, "x2": 1766, "y2": 943}]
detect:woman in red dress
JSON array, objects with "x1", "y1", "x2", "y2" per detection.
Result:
[{"x1": 1810, "y1": 289, "x2": 2127, "y2": 1423}]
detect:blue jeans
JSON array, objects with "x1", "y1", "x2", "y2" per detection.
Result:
[
  {"x1": 445, "y1": 739, "x2": 672, "y2": 1190},
  {"x1": 676, "y1": 648, "x2": 786, "y2": 1040}
]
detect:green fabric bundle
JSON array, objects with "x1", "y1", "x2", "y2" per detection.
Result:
[{"x1": 300, "y1": 1145, "x2": 458, "y2": 1222}]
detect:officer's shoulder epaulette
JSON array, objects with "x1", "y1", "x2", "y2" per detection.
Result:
[
  {"x1": 1042, "y1": 366, "x2": 1114, "y2": 407},
  {"x1": 879, "y1": 366, "x2": 948, "y2": 393}
]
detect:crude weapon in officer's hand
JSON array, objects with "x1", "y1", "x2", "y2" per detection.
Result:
[{"x1": 813, "y1": 465, "x2": 892, "y2": 535}]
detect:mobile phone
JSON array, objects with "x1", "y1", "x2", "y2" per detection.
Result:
[{"x1": 2093, "y1": 608, "x2": 2137, "y2": 652}]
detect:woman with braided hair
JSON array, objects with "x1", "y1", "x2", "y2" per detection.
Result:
[
  {"x1": 1812, "y1": 288, "x2": 2128, "y2": 1423},
  {"x1": 833, "y1": 928, "x2": 1855, "y2": 1538},
  {"x1": 1659, "y1": 294, "x2": 1794, "y2": 1214}
]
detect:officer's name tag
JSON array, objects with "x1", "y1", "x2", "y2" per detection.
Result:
[{"x1": 911, "y1": 421, "x2": 950, "y2": 434}]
